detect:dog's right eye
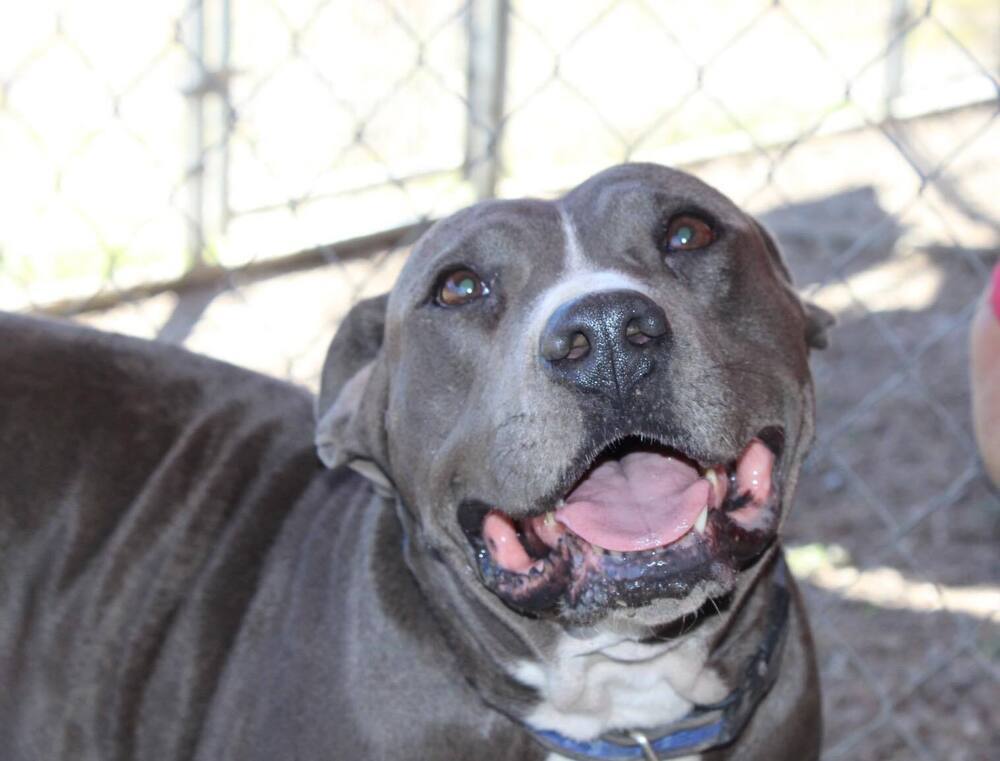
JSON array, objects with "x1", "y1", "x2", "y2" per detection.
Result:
[{"x1": 436, "y1": 269, "x2": 490, "y2": 307}]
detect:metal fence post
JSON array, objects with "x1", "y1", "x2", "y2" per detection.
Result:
[
  {"x1": 182, "y1": 0, "x2": 207, "y2": 270},
  {"x1": 465, "y1": 0, "x2": 509, "y2": 200},
  {"x1": 181, "y1": 0, "x2": 233, "y2": 272},
  {"x1": 883, "y1": 0, "x2": 910, "y2": 121},
  {"x1": 218, "y1": 0, "x2": 232, "y2": 237}
]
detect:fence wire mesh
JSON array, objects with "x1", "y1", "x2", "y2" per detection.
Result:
[{"x1": 2, "y1": 1, "x2": 998, "y2": 758}]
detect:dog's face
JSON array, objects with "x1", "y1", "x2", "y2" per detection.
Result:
[{"x1": 317, "y1": 164, "x2": 829, "y2": 630}]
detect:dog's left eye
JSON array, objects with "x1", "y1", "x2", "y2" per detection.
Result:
[
  {"x1": 664, "y1": 215, "x2": 714, "y2": 251},
  {"x1": 436, "y1": 268, "x2": 490, "y2": 307}
]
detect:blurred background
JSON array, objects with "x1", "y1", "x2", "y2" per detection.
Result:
[{"x1": 1, "y1": 0, "x2": 998, "y2": 757}]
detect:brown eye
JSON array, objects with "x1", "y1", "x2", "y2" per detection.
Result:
[
  {"x1": 437, "y1": 268, "x2": 489, "y2": 307},
  {"x1": 665, "y1": 215, "x2": 714, "y2": 251}
]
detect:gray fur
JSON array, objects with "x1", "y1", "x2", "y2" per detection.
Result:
[
  {"x1": 0, "y1": 163, "x2": 822, "y2": 761},
  {"x1": 314, "y1": 163, "x2": 823, "y2": 757}
]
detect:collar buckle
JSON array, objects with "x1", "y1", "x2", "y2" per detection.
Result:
[{"x1": 626, "y1": 731, "x2": 659, "y2": 761}]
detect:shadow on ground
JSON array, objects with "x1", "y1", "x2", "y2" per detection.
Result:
[{"x1": 767, "y1": 187, "x2": 999, "y2": 761}]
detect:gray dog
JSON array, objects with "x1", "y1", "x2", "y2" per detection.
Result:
[{"x1": 0, "y1": 163, "x2": 829, "y2": 760}]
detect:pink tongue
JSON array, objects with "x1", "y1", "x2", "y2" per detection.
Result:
[{"x1": 555, "y1": 451, "x2": 709, "y2": 552}]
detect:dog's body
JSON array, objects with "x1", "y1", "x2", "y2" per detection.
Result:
[{"x1": 1, "y1": 165, "x2": 824, "y2": 760}]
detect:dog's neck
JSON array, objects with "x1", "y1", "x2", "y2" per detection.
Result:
[
  {"x1": 508, "y1": 623, "x2": 727, "y2": 743},
  {"x1": 391, "y1": 494, "x2": 783, "y2": 751}
]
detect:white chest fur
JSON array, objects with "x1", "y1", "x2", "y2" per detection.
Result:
[
  {"x1": 514, "y1": 630, "x2": 726, "y2": 759},
  {"x1": 546, "y1": 756, "x2": 700, "y2": 761},
  {"x1": 546, "y1": 754, "x2": 700, "y2": 761}
]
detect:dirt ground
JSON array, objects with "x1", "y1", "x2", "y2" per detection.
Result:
[
  {"x1": 74, "y1": 105, "x2": 1000, "y2": 759},
  {"x1": 777, "y1": 214, "x2": 1000, "y2": 760},
  {"x1": 761, "y1": 107, "x2": 1000, "y2": 760}
]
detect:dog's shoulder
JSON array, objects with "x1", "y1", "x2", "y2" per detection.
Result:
[{"x1": 0, "y1": 312, "x2": 350, "y2": 759}]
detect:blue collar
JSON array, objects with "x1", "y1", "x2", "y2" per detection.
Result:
[{"x1": 525, "y1": 554, "x2": 791, "y2": 761}]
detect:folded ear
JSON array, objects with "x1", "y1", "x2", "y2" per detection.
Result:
[
  {"x1": 315, "y1": 293, "x2": 394, "y2": 492},
  {"x1": 751, "y1": 218, "x2": 834, "y2": 351},
  {"x1": 801, "y1": 300, "x2": 835, "y2": 351}
]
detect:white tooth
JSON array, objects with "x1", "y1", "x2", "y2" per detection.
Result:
[
  {"x1": 705, "y1": 470, "x2": 718, "y2": 488},
  {"x1": 694, "y1": 507, "x2": 708, "y2": 534},
  {"x1": 544, "y1": 511, "x2": 556, "y2": 527}
]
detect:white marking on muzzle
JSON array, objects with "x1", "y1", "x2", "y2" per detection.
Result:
[
  {"x1": 521, "y1": 203, "x2": 652, "y2": 364},
  {"x1": 525, "y1": 270, "x2": 650, "y2": 349},
  {"x1": 559, "y1": 206, "x2": 587, "y2": 272}
]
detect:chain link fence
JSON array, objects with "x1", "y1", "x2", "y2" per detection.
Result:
[{"x1": 2, "y1": 1, "x2": 998, "y2": 758}]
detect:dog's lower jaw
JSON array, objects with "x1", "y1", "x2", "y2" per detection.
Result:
[
  {"x1": 397, "y1": 495, "x2": 723, "y2": 741},
  {"x1": 406, "y1": 497, "x2": 797, "y2": 756}
]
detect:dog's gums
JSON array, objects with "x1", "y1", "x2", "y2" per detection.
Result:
[{"x1": 462, "y1": 433, "x2": 783, "y2": 620}]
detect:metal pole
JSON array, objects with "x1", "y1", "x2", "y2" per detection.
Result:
[
  {"x1": 183, "y1": 0, "x2": 206, "y2": 270},
  {"x1": 182, "y1": 0, "x2": 234, "y2": 270},
  {"x1": 883, "y1": 0, "x2": 909, "y2": 122},
  {"x1": 219, "y1": 0, "x2": 232, "y2": 235},
  {"x1": 465, "y1": 0, "x2": 509, "y2": 200}
]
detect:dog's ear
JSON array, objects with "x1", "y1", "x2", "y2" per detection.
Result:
[
  {"x1": 751, "y1": 218, "x2": 834, "y2": 351},
  {"x1": 315, "y1": 293, "x2": 394, "y2": 493},
  {"x1": 801, "y1": 300, "x2": 835, "y2": 351}
]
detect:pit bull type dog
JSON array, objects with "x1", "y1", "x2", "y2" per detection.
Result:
[{"x1": 0, "y1": 164, "x2": 830, "y2": 760}]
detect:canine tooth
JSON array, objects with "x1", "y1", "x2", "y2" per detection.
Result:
[
  {"x1": 705, "y1": 470, "x2": 718, "y2": 488},
  {"x1": 544, "y1": 511, "x2": 556, "y2": 527},
  {"x1": 694, "y1": 507, "x2": 708, "y2": 535}
]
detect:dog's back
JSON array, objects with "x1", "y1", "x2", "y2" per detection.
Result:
[{"x1": 0, "y1": 314, "x2": 320, "y2": 759}]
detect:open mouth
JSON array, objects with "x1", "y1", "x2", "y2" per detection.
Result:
[{"x1": 460, "y1": 429, "x2": 784, "y2": 620}]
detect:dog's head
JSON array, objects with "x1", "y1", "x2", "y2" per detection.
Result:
[{"x1": 316, "y1": 163, "x2": 830, "y2": 630}]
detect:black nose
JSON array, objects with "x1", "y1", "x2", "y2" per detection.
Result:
[{"x1": 539, "y1": 289, "x2": 669, "y2": 398}]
